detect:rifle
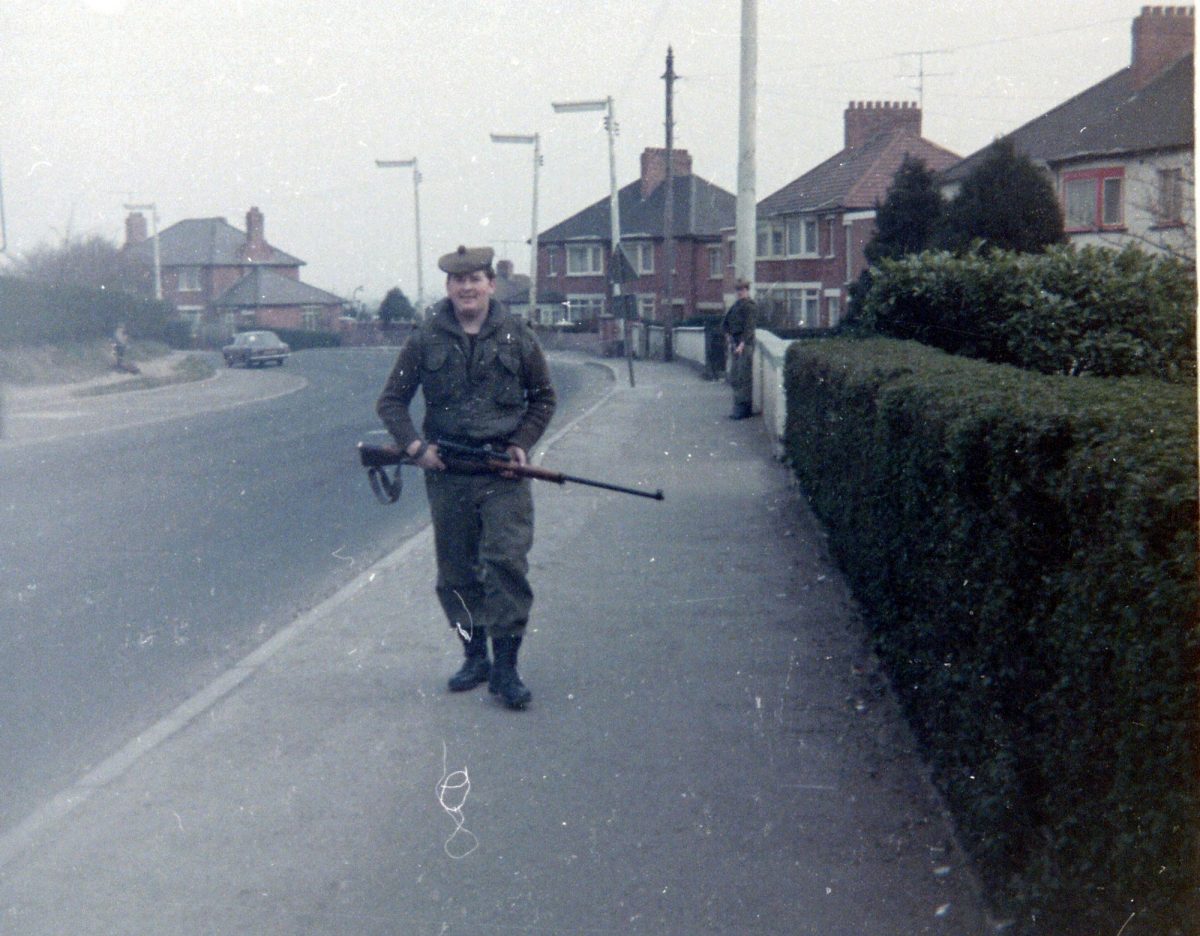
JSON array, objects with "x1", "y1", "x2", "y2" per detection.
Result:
[{"x1": 357, "y1": 439, "x2": 664, "y2": 505}]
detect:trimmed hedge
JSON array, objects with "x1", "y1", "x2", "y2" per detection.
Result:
[
  {"x1": 246, "y1": 326, "x2": 341, "y2": 351},
  {"x1": 859, "y1": 245, "x2": 1196, "y2": 383},
  {"x1": 784, "y1": 336, "x2": 1198, "y2": 934},
  {"x1": 0, "y1": 275, "x2": 175, "y2": 347}
]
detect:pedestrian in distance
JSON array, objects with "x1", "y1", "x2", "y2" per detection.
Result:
[
  {"x1": 376, "y1": 245, "x2": 557, "y2": 710},
  {"x1": 722, "y1": 278, "x2": 757, "y2": 419}
]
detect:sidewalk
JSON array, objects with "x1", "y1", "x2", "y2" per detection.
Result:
[{"x1": 0, "y1": 359, "x2": 991, "y2": 935}]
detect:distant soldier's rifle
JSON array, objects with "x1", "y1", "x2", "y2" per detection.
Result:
[{"x1": 358, "y1": 439, "x2": 665, "y2": 505}]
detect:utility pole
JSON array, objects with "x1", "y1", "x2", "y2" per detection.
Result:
[
  {"x1": 735, "y1": 0, "x2": 757, "y2": 289},
  {"x1": 661, "y1": 46, "x2": 677, "y2": 362}
]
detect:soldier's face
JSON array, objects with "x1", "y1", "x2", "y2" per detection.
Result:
[{"x1": 447, "y1": 270, "x2": 495, "y2": 318}]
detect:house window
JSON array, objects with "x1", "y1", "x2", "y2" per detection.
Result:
[
  {"x1": 546, "y1": 247, "x2": 560, "y2": 277},
  {"x1": 827, "y1": 294, "x2": 841, "y2": 324},
  {"x1": 302, "y1": 306, "x2": 321, "y2": 330},
  {"x1": 1062, "y1": 168, "x2": 1124, "y2": 232},
  {"x1": 177, "y1": 267, "x2": 202, "y2": 292},
  {"x1": 564, "y1": 295, "x2": 604, "y2": 322},
  {"x1": 637, "y1": 294, "x2": 656, "y2": 319},
  {"x1": 708, "y1": 245, "x2": 722, "y2": 279},
  {"x1": 767, "y1": 217, "x2": 820, "y2": 257},
  {"x1": 1156, "y1": 168, "x2": 1184, "y2": 226},
  {"x1": 825, "y1": 218, "x2": 836, "y2": 257},
  {"x1": 757, "y1": 221, "x2": 789, "y2": 258},
  {"x1": 631, "y1": 242, "x2": 654, "y2": 274},
  {"x1": 566, "y1": 244, "x2": 603, "y2": 276},
  {"x1": 775, "y1": 287, "x2": 821, "y2": 327}
]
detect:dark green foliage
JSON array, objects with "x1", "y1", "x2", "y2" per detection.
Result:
[
  {"x1": 263, "y1": 326, "x2": 341, "y2": 350},
  {"x1": 940, "y1": 138, "x2": 1066, "y2": 254},
  {"x1": 0, "y1": 275, "x2": 174, "y2": 347},
  {"x1": 784, "y1": 336, "x2": 1198, "y2": 934},
  {"x1": 378, "y1": 287, "x2": 416, "y2": 324},
  {"x1": 859, "y1": 245, "x2": 1196, "y2": 382},
  {"x1": 865, "y1": 155, "x2": 945, "y2": 265}
]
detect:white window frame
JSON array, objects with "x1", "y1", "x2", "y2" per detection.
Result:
[
  {"x1": 566, "y1": 244, "x2": 603, "y2": 276},
  {"x1": 177, "y1": 267, "x2": 202, "y2": 292},
  {"x1": 545, "y1": 247, "x2": 560, "y2": 277},
  {"x1": 564, "y1": 294, "x2": 605, "y2": 322},
  {"x1": 707, "y1": 245, "x2": 722, "y2": 279},
  {"x1": 630, "y1": 241, "x2": 655, "y2": 275},
  {"x1": 636, "y1": 294, "x2": 656, "y2": 319},
  {"x1": 1156, "y1": 168, "x2": 1184, "y2": 225}
]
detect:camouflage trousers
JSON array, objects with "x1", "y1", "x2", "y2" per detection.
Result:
[
  {"x1": 729, "y1": 346, "x2": 753, "y2": 406},
  {"x1": 425, "y1": 470, "x2": 534, "y2": 641}
]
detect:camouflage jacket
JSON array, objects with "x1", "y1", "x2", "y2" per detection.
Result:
[{"x1": 376, "y1": 299, "x2": 556, "y2": 454}]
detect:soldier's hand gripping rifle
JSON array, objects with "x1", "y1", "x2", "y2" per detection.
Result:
[{"x1": 357, "y1": 439, "x2": 664, "y2": 505}]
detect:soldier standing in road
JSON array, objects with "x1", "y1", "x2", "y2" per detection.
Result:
[
  {"x1": 722, "y1": 278, "x2": 757, "y2": 420},
  {"x1": 376, "y1": 245, "x2": 556, "y2": 710}
]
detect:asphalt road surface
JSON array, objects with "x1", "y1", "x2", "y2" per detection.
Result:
[{"x1": 0, "y1": 348, "x2": 607, "y2": 835}]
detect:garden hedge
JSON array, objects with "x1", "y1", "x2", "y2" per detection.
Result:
[
  {"x1": 858, "y1": 245, "x2": 1196, "y2": 383},
  {"x1": 784, "y1": 336, "x2": 1197, "y2": 934},
  {"x1": 0, "y1": 275, "x2": 175, "y2": 347}
]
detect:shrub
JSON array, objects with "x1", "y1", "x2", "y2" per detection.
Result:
[
  {"x1": 256, "y1": 327, "x2": 341, "y2": 350},
  {"x1": 0, "y1": 276, "x2": 175, "y2": 347},
  {"x1": 784, "y1": 336, "x2": 1198, "y2": 934},
  {"x1": 860, "y1": 245, "x2": 1196, "y2": 382}
]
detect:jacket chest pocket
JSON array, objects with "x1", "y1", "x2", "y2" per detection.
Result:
[
  {"x1": 487, "y1": 341, "x2": 525, "y2": 406},
  {"x1": 422, "y1": 342, "x2": 466, "y2": 403}
]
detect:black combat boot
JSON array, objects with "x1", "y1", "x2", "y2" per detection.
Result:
[
  {"x1": 447, "y1": 631, "x2": 490, "y2": 692},
  {"x1": 728, "y1": 402, "x2": 752, "y2": 420},
  {"x1": 488, "y1": 634, "x2": 532, "y2": 710}
]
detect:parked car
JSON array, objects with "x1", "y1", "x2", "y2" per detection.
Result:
[{"x1": 222, "y1": 331, "x2": 290, "y2": 368}]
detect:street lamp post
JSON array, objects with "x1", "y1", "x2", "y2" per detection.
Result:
[
  {"x1": 375, "y1": 158, "x2": 424, "y2": 315},
  {"x1": 552, "y1": 96, "x2": 634, "y2": 386},
  {"x1": 124, "y1": 202, "x2": 161, "y2": 300},
  {"x1": 489, "y1": 132, "x2": 541, "y2": 323}
]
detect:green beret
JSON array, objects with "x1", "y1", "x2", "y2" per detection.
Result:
[{"x1": 438, "y1": 245, "x2": 494, "y2": 275}]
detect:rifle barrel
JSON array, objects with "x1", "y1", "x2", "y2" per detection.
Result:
[{"x1": 356, "y1": 442, "x2": 663, "y2": 501}]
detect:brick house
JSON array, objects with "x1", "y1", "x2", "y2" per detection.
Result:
[
  {"x1": 536, "y1": 148, "x2": 736, "y2": 326},
  {"x1": 122, "y1": 206, "x2": 348, "y2": 338},
  {"x1": 735, "y1": 102, "x2": 959, "y2": 330},
  {"x1": 940, "y1": 6, "x2": 1194, "y2": 260}
]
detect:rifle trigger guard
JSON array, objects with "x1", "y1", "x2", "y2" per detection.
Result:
[{"x1": 368, "y1": 465, "x2": 401, "y2": 505}]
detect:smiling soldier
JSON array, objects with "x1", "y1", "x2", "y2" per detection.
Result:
[{"x1": 376, "y1": 245, "x2": 556, "y2": 709}]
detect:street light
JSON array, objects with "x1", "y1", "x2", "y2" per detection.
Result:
[
  {"x1": 490, "y1": 132, "x2": 541, "y2": 323},
  {"x1": 123, "y1": 202, "x2": 161, "y2": 300},
  {"x1": 375, "y1": 157, "x2": 424, "y2": 315},
  {"x1": 552, "y1": 95, "x2": 634, "y2": 386}
]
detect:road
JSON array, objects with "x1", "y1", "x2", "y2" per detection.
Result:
[{"x1": 0, "y1": 348, "x2": 607, "y2": 835}]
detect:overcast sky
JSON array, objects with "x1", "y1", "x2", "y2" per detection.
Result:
[{"x1": 0, "y1": 0, "x2": 1168, "y2": 305}]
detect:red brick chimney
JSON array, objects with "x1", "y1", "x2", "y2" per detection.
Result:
[
  {"x1": 843, "y1": 101, "x2": 921, "y2": 150},
  {"x1": 640, "y1": 147, "x2": 693, "y2": 198},
  {"x1": 243, "y1": 206, "x2": 271, "y2": 261},
  {"x1": 123, "y1": 211, "x2": 148, "y2": 248},
  {"x1": 1131, "y1": 6, "x2": 1195, "y2": 90}
]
